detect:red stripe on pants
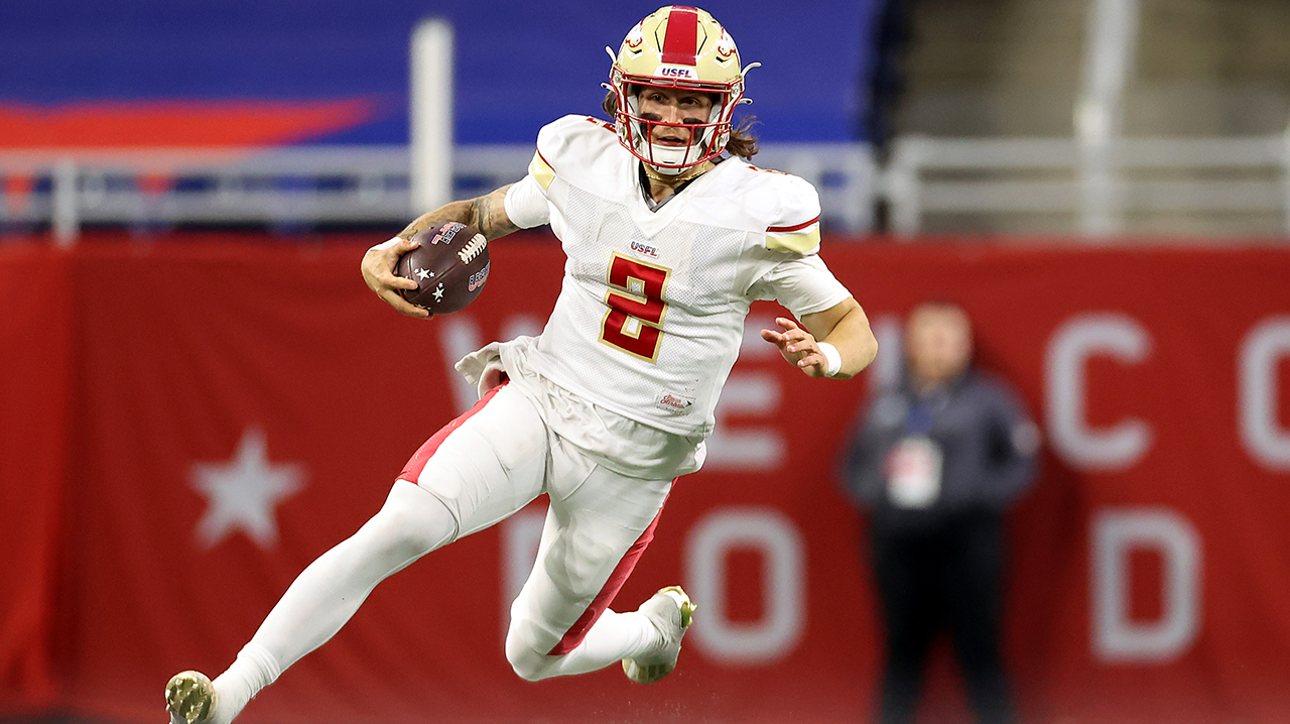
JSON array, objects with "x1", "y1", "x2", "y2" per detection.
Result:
[
  {"x1": 397, "y1": 381, "x2": 507, "y2": 483},
  {"x1": 546, "y1": 500, "x2": 668, "y2": 656}
]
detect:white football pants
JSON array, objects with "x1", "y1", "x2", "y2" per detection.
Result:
[{"x1": 237, "y1": 381, "x2": 671, "y2": 700}]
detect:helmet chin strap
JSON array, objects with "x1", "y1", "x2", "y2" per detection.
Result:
[
  {"x1": 644, "y1": 160, "x2": 687, "y2": 177},
  {"x1": 642, "y1": 129, "x2": 713, "y2": 176},
  {"x1": 642, "y1": 158, "x2": 708, "y2": 182}
]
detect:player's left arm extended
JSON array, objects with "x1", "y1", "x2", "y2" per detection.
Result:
[{"x1": 761, "y1": 297, "x2": 879, "y2": 379}]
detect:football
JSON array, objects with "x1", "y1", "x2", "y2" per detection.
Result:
[{"x1": 395, "y1": 221, "x2": 490, "y2": 314}]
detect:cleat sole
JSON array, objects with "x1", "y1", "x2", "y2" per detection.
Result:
[{"x1": 165, "y1": 671, "x2": 214, "y2": 724}]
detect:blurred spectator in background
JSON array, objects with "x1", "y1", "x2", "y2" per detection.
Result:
[{"x1": 838, "y1": 300, "x2": 1040, "y2": 724}]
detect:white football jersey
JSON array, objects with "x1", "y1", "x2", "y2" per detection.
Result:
[{"x1": 504, "y1": 115, "x2": 851, "y2": 437}]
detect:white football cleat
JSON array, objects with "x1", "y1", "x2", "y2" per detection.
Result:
[
  {"x1": 622, "y1": 585, "x2": 696, "y2": 684},
  {"x1": 165, "y1": 670, "x2": 216, "y2": 724}
]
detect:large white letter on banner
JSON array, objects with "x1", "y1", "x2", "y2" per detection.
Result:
[
  {"x1": 686, "y1": 508, "x2": 804, "y2": 665},
  {"x1": 1046, "y1": 314, "x2": 1153, "y2": 470},
  {"x1": 1092, "y1": 508, "x2": 1202, "y2": 662},
  {"x1": 706, "y1": 315, "x2": 787, "y2": 470},
  {"x1": 1239, "y1": 317, "x2": 1290, "y2": 470}
]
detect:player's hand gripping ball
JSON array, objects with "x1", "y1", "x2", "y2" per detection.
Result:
[{"x1": 395, "y1": 221, "x2": 490, "y2": 314}]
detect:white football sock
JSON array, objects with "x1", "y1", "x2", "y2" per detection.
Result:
[
  {"x1": 212, "y1": 481, "x2": 456, "y2": 718},
  {"x1": 561, "y1": 609, "x2": 661, "y2": 672},
  {"x1": 208, "y1": 642, "x2": 277, "y2": 724},
  {"x1": 510, "y1": 609, "x2": 660, "y2": 679}
]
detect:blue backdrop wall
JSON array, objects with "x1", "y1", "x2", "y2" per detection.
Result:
[{"x1": 0, "y1": 0, "x2": 881, "y2": 145}]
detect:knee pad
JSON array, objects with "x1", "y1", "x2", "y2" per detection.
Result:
[
  {"x1": 505, "y1": 632, "x2": 556, "y2": 682},
  {"x1": 363, "y1": 481, "x2": 457, "y2": 562}
]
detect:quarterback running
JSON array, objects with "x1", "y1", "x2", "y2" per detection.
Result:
[{"x1": 165, "y1": 6, "x2": 878, "y2": 723}]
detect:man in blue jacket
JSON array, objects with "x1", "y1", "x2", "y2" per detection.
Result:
[{"x1": 839, "y1": 301, "x2": 1040, "y2": 724}]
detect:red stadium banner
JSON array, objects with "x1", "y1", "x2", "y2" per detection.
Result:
[
  {"x1": 2, "y1": 235, "x2": 1289, "y2": 723},
  {"x1": 0, "y1": 244, "x2": 69, "y2": 712}
]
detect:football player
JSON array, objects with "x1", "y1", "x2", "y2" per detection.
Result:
[{"x1": 165, "y1": 7, "x2": 878, "y2": 724}]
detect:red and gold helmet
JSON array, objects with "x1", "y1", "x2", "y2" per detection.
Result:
[{"x1": 606, "y1": 6, "x2": 758, "y2": 175}]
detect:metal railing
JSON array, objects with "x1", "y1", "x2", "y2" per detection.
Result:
[
  {"x1": 6, "y1": 137, "x2": 1289, "y2": 242},
  {"x1": 0, "y1": 143, "x2": 877, "y2": 244},
  {"x1": 883, "y1": 135, "x2": 1290, "y2": 237},
  {"x1": 0, "y1": 147, "x2": 413, "y2": 243}
]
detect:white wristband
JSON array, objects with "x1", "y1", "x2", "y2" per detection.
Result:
[{"x1": 818, "y1": 342, "x2": 842, "y2": 377}]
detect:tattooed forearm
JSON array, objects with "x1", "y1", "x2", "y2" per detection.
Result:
[
  {"x1": 474, "y1": 186, "x2": 520, "y2": 240},
  {"x1": 397, "y1": 184, "x2": 519, "y2": 242},
  {"x1": 397, "y1": 200, "x2": 472, "y2": 239}
]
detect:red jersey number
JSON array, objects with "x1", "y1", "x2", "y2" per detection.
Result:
[{"x1": 599, "y1": 254, "x2": 670, "y2": 362}]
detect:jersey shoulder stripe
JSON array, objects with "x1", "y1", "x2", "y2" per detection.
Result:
[
  {"x1": 725, "y1": 163, "x2": 823, "y2": 254},
  {"x1": 768, "y1": 216, "x2": 820, "y2": 233},
  {"x1": 765, "y1": 218, "x2": 821, "y2": 254},
  {"x1": 529, "y1": 149, "x2": 556, "y2": 190}
]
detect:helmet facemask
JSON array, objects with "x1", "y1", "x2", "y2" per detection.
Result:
[{"x1": 612, "y1": 77, "x2": 737, "y2": 176}]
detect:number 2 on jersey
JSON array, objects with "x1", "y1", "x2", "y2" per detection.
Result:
[{"x1": 599, "y1": 253, "x2": 671, "y2": 362}]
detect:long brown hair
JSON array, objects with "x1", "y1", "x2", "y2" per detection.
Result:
[{"x1": 601, "y1": 90, "x2": 760, "y2": 160}]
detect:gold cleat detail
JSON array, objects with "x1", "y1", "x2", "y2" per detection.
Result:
[
  {"x1": 658, "y1": 585, "x2": 696, "y2": 628},
  {"x1": 622, "y1": 586, "x2": 696, "y2": 684},
  {"x1": 165, "y1": 670, "x2": 215, "y2": 724}
]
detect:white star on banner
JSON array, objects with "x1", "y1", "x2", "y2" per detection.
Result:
[{"x1": 190, "y1": 427, "x2": 306, "y2": 549}]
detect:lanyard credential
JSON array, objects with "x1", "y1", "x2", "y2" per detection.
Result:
[{"x1": 888, "y1": 393, "x2": 944, "y2": 509}]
